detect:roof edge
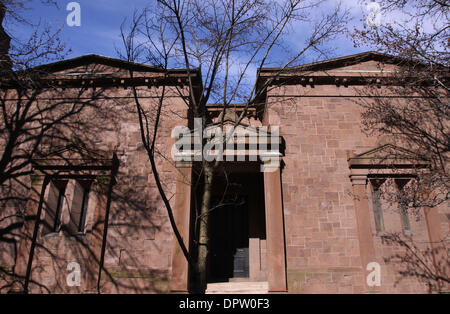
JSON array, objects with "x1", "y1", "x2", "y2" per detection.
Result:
[
  {"x1": 258, "y1": 51, "x2": 433, "y2": 74},
  {"x1": 29, "y1": 54, "x2": 201, "y2": 75}
]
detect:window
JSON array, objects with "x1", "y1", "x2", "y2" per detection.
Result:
[
  {"x1": 68, "y1": 180, "x2": 92, "y2": 234},
  {"x1": 78, "y1": 185, "x2": 90, "y2": 232},
  {"x1": 42, "y1": 180, "x2": 68, "y2": 235},
  {"x1": 370, "y1": 179, "x2": 385, "y2": 234},
  {"x1": 395, "y1": 179, "x2": 411, "y2": 234},
  {"x1": 369, "y1": 178, "x2": 413, "y2": 236},
  {"x1": 42, "y1": 179, "x2": 92, "y2": 236}
]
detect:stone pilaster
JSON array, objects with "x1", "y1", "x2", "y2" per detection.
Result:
[
  {"x1": 263, "y1": 163, "x2": 287, "y2": 292},
  {"x1": 350, "y1": 174, "x2": 380, "y2": 293},
  {"x1": 170, "y1": 163, "x2": 192, "y2": 292}
]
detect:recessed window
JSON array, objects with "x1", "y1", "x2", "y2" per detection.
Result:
[
  {"x1": 370, "y1": 179, "x2": 385, "y2": 234},
  {"x1": 369, "y1": 178, "x2": 413, "y2": 236},
  {"x1": 396, "y1": 179, "x2": 411, "y2": 234},
  {"x1": 42, "y1": 180, "x2": 68, "y2": 236},
  {"x1": 68, "y1": 180, "x2": 92, "y2": 234},
  {"x1": 78, "y1": 181, "x2": 91, "y2": 233},
  {"x1": 42, "y1": 179, "x2": 92, "y2": 236}
]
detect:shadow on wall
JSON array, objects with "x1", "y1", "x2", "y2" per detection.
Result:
[
  {"x1": 0, "y1": 159, "x2": 174, "y2": 294},
  {"x1": 0, "y1": 71, "x2": 181, "y2": 293},
  {"x1": 381, "y1": 232, "x2": 449, "y2": 294}
]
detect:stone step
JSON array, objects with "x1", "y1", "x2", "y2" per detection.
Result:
[{"x1": 206, "y1": 282, "x2": 268, "y2": 294}]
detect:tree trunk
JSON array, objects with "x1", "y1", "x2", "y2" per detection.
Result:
[{"x1": 196, "y1": 164, "x2": 214, "y2": 293}]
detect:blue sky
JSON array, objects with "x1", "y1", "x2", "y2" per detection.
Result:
[
  {"x1": 7, "y1": 1, "x2": 154, "y2": 59},
  {"x1": 5, "y1": 0, "x2": 377, "y2": 67}
]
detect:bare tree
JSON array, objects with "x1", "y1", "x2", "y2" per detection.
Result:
[
  {"x1": 120, "y1": 0, "x2": 349, "y2": 292},
  {"x1": 352, "y1": 0, "x2": 449, "y2": 209},
  {"x1": 0, "y1": 0, "x2": 114, "y2": 292},
  {"x1": 381, "y1": 233, "x2": 449, "y2": 293},
  {"x1": 352, "y1": 0, "x2": 449, "y2": 291}
]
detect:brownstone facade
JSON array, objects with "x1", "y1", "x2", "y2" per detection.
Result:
[{"x1": 0, "y1": 52, "x2": 448, "y2": 293}]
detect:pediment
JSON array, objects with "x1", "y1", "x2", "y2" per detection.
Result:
[
  {"x1": 328, "y1": 60, "x2": 401, "y2": 73},
  {"x1": 259, "y1": 51, "x2": 432, "y2": 78},
  {"x1": 287, "y1": 51, "x2": 424, "y2": 72},
  {"x1": 173, "y1": 120, "x2": 284, "y2": 163},
  {"x1": 20, "y1": 54, "x2": 202, "y2": 88},
  {"x1": 33, "y1": 143, "x2": 117, "y2": 170},
  {"x1": 200, "y1": 120, "x2": 278, "y2": 138},
  {"x1": 32, "y1": 54, "x2": 164, "y2": 76},
  {"x1": 348, "y1": 144, "x2": 429, "y2": 168}
]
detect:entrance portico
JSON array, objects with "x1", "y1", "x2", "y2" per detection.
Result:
[{"x1": 170, "y1": 123, "x2": 287, "y2": 293}]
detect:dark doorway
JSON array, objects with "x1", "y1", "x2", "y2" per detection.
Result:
[{"x1": 209, "y1": 195, "x2": 249, "y2": 282}]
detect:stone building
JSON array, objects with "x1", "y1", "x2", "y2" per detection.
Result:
[{"x1": 0, "y1": 51, "x2": 448, "y2": 294}]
